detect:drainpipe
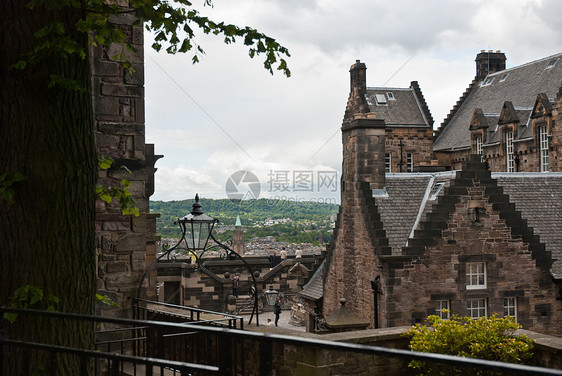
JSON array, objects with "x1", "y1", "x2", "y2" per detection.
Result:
[{"x1": 371, "y1": 275, "x2": 382, "y2": 329}]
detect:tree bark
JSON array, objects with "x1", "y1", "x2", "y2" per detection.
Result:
[{"x1": 1, "y1": 1, "x2": 96, "y2": 374}]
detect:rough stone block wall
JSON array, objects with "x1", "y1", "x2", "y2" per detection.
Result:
[
  {"x1": 324, "y1": 117, "x2": 388, "y2": 327},
  {"x1": 384, "y1": 162, "x2": 561, "y2": 335},
  {"x1": 385, "y1": 127, "x2": 434, "y2": 172},
  {"x1": 157, "y1": 256, "x2": 322, "y2": 313},
  {"x1": 92, "y1": 9, "x2": 161, "y2": 318}
]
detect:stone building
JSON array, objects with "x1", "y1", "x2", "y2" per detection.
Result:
[
  {"x1": 92, "y1": 10, "x2": 162, "y2": 318},
  {"x1": 311, "y1": 58, "x2": 562, "y2": 336},
  {"x1": 434, "y1": 51, "x2": 562, "y2": 171},
  {"x1": 344, "y1": 61, "x2": 435, "y2": 173}
]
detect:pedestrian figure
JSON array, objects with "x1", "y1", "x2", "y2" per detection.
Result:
[
  {"x1": 273, "y1": 297, "x2": 282, "y2": 327},
  {"x1": 268, "y1": 248, "x2": 275, "y2": 268},
  {"x1": 295, "y1": 246, "x2": 302, "y2": 259},
  {"x1": 232, "y1": 274, "x2": 239, "y2": 297},
  {"x1": 280, "y1": 247, "x2": 287, "y2": 262}
]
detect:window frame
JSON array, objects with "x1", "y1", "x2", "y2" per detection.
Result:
[
  {"x1": 385, "y1": 153, "x2": 392, "y2": 173},
  {"x1": 539, "y1": 125, "x2": 549, "y2": 172},
  {"x1": 406, "y1": 152, "x2": 414, "y2": 172},
  {"x1": 505, "y1": 131, "x2": 514, "y2": 172},
  {"x1": 475, "y1": 134, "x2": 483, "y2": 155},
  {"x1": 466, "y1": 262, "x2": 487, "y2": 290},
  {"x1": 467, "y1": 298, "x2": 487, "y2": 319},
  {"x1": 503, "y1": 297, "x2": 517, "y2": 322},
  {"x1": 436, "y1": 300, "x2": 450, "y2": 319}
]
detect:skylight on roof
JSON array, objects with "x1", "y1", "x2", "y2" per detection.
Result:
[
  {"x1": 545, "y1": 58, "x2": 559, "y2": 69},
  {"x1": 499, "y1": 73, "x2": 509, "y2": 82},
  {"x1": 386, "y1": 92, "x2": 395, "y2": 100},
  {"x1": 481, "y1": 77, "x2": 494, "y2": 86},
  {"x1": 429, "y1": 182, "x2": 445, "y2": 200},
  {"x1": 375, "y1": 94, "x2": 387, "y2": 105}
]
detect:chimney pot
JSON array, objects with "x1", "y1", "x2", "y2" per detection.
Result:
[{"x1": 356, "y1": 59, "x2": 360, "y2": 63}]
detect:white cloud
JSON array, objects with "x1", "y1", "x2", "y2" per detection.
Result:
[{"x1": 145, "y1": 0, "x2": 560, "y2": 201}]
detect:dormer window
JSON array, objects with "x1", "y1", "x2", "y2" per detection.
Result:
[
  {"x1": 375, "y1": 94, "x2": 387, "y2": 105},
  {"x1": 386, "y1": 92, "x2": 395, "y2": 100},
  {"x1": 545, "y1": 58, "x2": 559, "y2": 69}
]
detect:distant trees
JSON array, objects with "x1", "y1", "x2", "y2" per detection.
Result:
[{"x1": 152, "y1": 198, "x2": 338, "y2": 245}]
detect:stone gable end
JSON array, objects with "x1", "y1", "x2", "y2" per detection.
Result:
[{"x1": 383, "y1": 156, "x2": 561, "y2": 335}]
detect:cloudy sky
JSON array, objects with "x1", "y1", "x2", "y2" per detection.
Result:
[{"x1": 145, "y1": 0, "x2": 561, "y2": 203}]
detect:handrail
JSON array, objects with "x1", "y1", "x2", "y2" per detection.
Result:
[{"x1": 2, "y1": 308, "x2": 561, "y2": 375}]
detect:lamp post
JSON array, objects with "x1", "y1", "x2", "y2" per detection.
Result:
[
  {"x1": 264, "y1": 285, "x2": 279, "y2": 306},
  {"x1": 135, "y1": 194, "x2": 262, "y2": 326}
]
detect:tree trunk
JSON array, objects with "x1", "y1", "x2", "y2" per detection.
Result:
[{"x1": 1, "y1": 1, "x2": 96, "y2": 374}]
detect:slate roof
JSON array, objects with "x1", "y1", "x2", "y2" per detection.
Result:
[
  {"x1": 494, "y1": 173, "x2": 562, "y2": 278},
  {"x1": 299, "y1": 261, "x2": 324, "y2": 301},
  {"x1": 434, "y1": 52, "x2": 562, "y2": 151},
  {"x1": 375, "y1": 172, "x2": 562, "y2": 278},
  {"x1": 373, "y1": 172, "x2": 455, "y2": 254},
  {"x1": 365, "y1": 87, "x2": 431, "y2": 127}
]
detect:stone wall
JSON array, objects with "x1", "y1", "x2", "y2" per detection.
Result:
[
  {"x1": 91, "y1": 8, "x2": 161, "y2": 318},
  {"x1": 382, "y1": 156, "x2": 562, "y2": 335},
  {"x1": 385, "y1": 127, "x2": 434, "y2": 172},
  {"x1": 157, "y1": 254, "x2": 323, "y2": 313},
  {"x1": 323, "y1": 116, "x2": 389, "y2": 326}
]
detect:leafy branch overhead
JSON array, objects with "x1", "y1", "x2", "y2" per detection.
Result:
[{"x1": 16, "y1": 0, "x2": 291, "y2": 78}]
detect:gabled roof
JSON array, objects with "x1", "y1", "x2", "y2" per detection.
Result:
[
  {"x1": 371, "y1": 167, "x2": 562, "y2": 279},
  {"x1": 365, "y1": 85, "x2": 432, "y2": 127},
  {"x1": 434, "y1": 52, "x2": 562, "y2": 151}
]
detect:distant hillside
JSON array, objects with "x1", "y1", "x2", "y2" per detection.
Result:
[{"x1": 151, "y1": 198, "x2": 339, "y2": 243}]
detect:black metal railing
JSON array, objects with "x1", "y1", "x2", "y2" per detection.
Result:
[
  {"x1": 2, "y1": 307, "x2": 561, "y2": 376},
  {"x1": 133, "y1": 298, "x2": 244, "y2": 329}
]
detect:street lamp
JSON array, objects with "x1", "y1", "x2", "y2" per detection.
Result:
[
  {"x1": 178, "y1": 194, "x2": 218, "y2": 251},
  {"x1": 264, "y1": 285, "x2": 279, "y2": 306},
  {"x1": 136, "y1": 194, "x2": 262, "y2": 326}
]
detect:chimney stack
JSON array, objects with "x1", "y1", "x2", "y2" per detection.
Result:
[
  {"x1": 344, "y1": 60, "x2": 370, "y2": 122},
  {"x1": 475, "y1": 50, "x2": 506, "y2": 81}
]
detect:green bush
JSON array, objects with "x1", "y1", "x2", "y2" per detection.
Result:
[{"x1": 405, "y1": 313, "x2": 534, "y2": 375}]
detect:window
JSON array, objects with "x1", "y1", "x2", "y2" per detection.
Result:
[
  {"x1": 375, "y1": 94, "x2": 387, "y2": 105},
  {"x1": 540, "y1": 126, "x2": 549, "y2": 172},
  {"x1": 466, "y1": 262, "x2": 486, "y2": 289},
  {"x1": 385, "y1": 153, "x2": 392, "y2": 173},
  {"x1": 499, "y1": 73, "x2": 509, "y2": 82},
  {"x1": 545, "y1": 58, "x2": 559, "y2": 69},
  {"x1": 504, "y1": 297, "x2": 517, "y2": 322},
  {"x1": 386, "y1": 92, "x2": 395, "y2": 100},
  {"x1": 467, "y1": 299, "x2": 487, "y2": 319},
  {"x1": 482, "y1": 77, "x2": 494, "y2": 86},
  {"x1": 505, "y1": 131, "x2": 514, "y2": 172},
  {"x1": 429, "y1": 182, "x2": 445, "y2": 200},
  {"x1": 473, "y1": 135, "x2": 483, "y2": 155},
  {"x1": 406, "y1": 153, "x2": 414, "y2": 172},
  {"x1": 436, "y1": 300, "x2": 450, "y2": 319}
]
